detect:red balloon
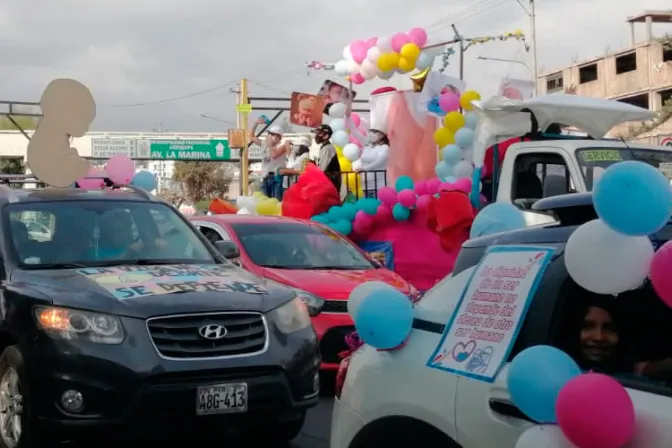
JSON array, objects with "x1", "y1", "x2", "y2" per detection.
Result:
[{"x1": 650, "y1": 240, "x2": 672, "y2": 308}]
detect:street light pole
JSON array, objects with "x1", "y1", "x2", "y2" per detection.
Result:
[
  {"x1": 516, "y1": 0, "x2": 538, "y2": 94},
  {"x1": 477, "y1": 56, "x2": 533, "y2": 80}
]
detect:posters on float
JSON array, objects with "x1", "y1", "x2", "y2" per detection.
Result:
[
  {"x1": 426, "y1": 245, "x2": 555, "y2": 382},
  {"x1": 290, "y1": 92, "x2": 325, "y2": 128},
  {"x1": 76, "y1": 264, "x2": 268, "y2": 299},
  {"x1": 318, "y1": 79, "x2": 356, "y2": 106},
  {"x1": 358, "y1": 241, "x2": 394, "y2": 270},
  {"x1": 420, "y1": 71, "x2": 466, "y2": 117}
]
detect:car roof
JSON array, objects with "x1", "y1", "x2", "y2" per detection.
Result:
[
  {"x1": 193, "y1": 214, "x2": 314, "y2": 226},
  {"x1": 0, "y1": 186, "x2": 157, "y2": 205}
]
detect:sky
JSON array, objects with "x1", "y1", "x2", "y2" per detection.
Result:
[{"x1": 1, "y1": 0, "x2": 670, "y2": 133}]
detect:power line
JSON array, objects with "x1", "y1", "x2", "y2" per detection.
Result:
[
  {"x1": 103, "y1": 79, "x2": 238, "y2": 108},
  {"x1": 425, "y1": 0, "x2": 508, "y2": 34}
]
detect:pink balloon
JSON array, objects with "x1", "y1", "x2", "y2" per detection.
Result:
[
  {"x1": 350, "y1": 112, "x2": 362, "y2": 128},
  {"x1": 439, "y1": 93, "x2": 460, "y2": 112},
  {"x1": 358, "y1": 126, "x2": 368, "y2": 136},
  {"x1": 349, "y1": 134, "x2": 363, "y2": 147},
  {"x1": 439, "y1": 182, "x2": 455, "y2": 191},
  {"x1": 106, "y1": 154, "x2": 135, "y2": 185},
  {"x1": 426, "y1": 178, "x2": 441, "y2": 195},
  {"x1": 353, "y1": 210, "x2": 373, "y2": 235},
  {"x1": 650, "y1": 240, "x2": 672, "y2": 307},
  {"x1": 416, "y1": 194, "x2": 433, "y2": 211},
  {"x1": 397, "y1": 189, "x2": 416, "y2": 208},
  {"x1": 378, "y1": 186, "x2": 398, "y2": 206},
  {"x1": 454, "y1": 178, "x2": 472, "y2": 193},
  {"x1": 414, "y1": 180, "x2": 428, "y2": 196},
  {"x1": 365, "y1": 37, "x2": 378, "y2": 48},
  {"x1": 350, "y1": 40, "x2": 368, "y2": 64},
  {"x1": 480, "y1": 194, "x2": 489, "y2": 206},
  {"x1": 391, "y1": 33, "x2": 410, "y2": 53},
  {"x1": 351, "y1": 73, "x2": 365, "y2": 85},
  {"x1": 557, "y1": 373, "x2": 636, "y2": 448},
  {"x1": 408, "y1": 27, "x2": 428, "y2": 47},
  {"x1": 375, "y1": 204, "x2": 393, "y2": 223},
  {"x1": 77, "y1": 167, "x2": 105, "y2": 190}
]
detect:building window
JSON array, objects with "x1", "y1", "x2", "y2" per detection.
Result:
[
  {"x1": 615, "y1": 52, "x2": 637, "y2": 74},
  {"x1": 618, "y1": 93, "x2": 649, "y2": 110},
  {"x1": 545, "y1": 75, "x2": 564, "y2": 93},
  {"x1": 660, "y1": 89, "x2": 672, "y2": 106},
  {"x1": 664, "y1": 47, "x2": 672, "y2": 63},
  {"x1": 579, "y1": 63, "x2": 598, "y2": 84}
]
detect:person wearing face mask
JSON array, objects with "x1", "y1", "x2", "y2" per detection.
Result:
[
  {"x1": 278, "y1": 137, "x2": 312, "y2": 199},
  {"x1": 249, "y1": 121, "x2": 290, "y2": 199},
  {"x1": 356, "y1": 128, "x2": 390, "y2": 198},
  {"x1": 312, "y1": 124, "x2": 341, "y2": 192}
]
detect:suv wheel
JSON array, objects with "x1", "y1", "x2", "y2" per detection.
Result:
[{"x1": 0, "y1": 345, "x2": 42, "y2": 448}]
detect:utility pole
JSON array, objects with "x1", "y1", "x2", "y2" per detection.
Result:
[
  {"x1": 516, "y1": 0, "x2": 538, "y2": 95},
  {"x1": 451, "y1": 25, "x2": 465, "y2": 80},
  {"x1": 239, "y1": 78, "x2": 250, "y2": 195}
]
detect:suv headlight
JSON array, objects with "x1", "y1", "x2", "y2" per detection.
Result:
[
  {"x1": 269, "y1": 297, "x2": 312, "y2": 334},
  {"x1": 35, "y1": 306, "x2": 124, "y2": 344},
  {"x1": 294, "y1": 289, "x2": 324, "y2": 317}
]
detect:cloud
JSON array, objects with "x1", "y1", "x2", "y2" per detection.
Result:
[{"x1": 1, "y1": 0, "x2": 670, "y2": 132}]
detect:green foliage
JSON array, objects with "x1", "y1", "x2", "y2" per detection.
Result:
[
  {"x1": 0, "y1": 116, "x2": 37, "y2": 131},
  {"x1": 626, "y1": 99, "x2": 672, "y2": 139},
  {"x1": 0, "y1": 158, "x2": 25, "y2": 175},
  {"x1": 172, "y1": 162, "x2": 234, "y2": 203}
]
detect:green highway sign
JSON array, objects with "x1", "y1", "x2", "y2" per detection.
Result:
[{"x1": 143, "y1": 139, "x2": 231, "y2": 161}]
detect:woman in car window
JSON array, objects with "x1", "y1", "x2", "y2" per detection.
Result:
[
  {"x1": 93, "y1": 210, "x2": 167, "y2": 260},
  {"x1": 567, "y1": 296, "x2": 672, "y2": 382}
]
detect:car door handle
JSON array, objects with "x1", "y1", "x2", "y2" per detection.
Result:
[{"x1": 488, "y1": 398, "x2": 535, "y2": 423}]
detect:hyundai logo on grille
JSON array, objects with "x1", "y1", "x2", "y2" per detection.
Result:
[{"x1": 198, "y1": 324, "x2": 228, "y2": 340}]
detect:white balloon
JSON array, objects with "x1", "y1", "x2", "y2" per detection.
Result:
[
  {"x1": 377, "y1": 36, "x2": 393, "y2": 53},
  {"x1": 361, "y1": 68, "x2": 376, "y2": 81},
  {"x1": 329, "y1": 102, "x2": 347, "y2": 118},
  {"x1": 334, "y1": 60, "x2": 351, "y2": 77},
  {"x1": 343, "y1": 44, "x2": 353, "y2": 61},
  {"x1": 237, "y1": 207, "x2": 252, "y2": 215},
  {"x1": 515, "y1": 425, "x2": 576, "y2": 448},
  {"x1": 361, "y1": 59, "x2": 377, "y2": 78},
  {"x1": 378, "y1": 70, "x2": 395, "y2": 80},
  {"x1": 367, "y1": 46, "x2": 381, "y2": 62},
  {"x1": 453, "y1": 160, "x2": 474, "y2": 179},
  {"x1": 462, "y1": 148, "x2": 474, "y2": 163},
  {"x1": 330, "y1": 118, "x2": 346, "y2": 132},
  {"x1": 415, "y1": 52, "x2": 435, "y2": 70},
  {"x1": 343, "y1": 143, "x2": 361, "y2": 162},
  {"x1": 331, "y1": 130, "x2": 349, "y2": 147},
  {"x1": 349, "y1": 62, "x2": 361, "y2": 75},
  {"x1": 565, "y1": 219, "x2": 654, "y2": 295},
  {"x1": 348, "y1": 281, "x2": 394, "y2": 318},
  {"x1": 352, "y1": 159, "x2": 362, "y2": 171}
]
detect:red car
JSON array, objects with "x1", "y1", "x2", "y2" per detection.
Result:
[{"x1": 188, "y1": 214, "x2": 414, "y2": 371}]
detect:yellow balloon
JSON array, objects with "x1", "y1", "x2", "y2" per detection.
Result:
[
  {"x1": 434, "y1": 127, "x2": 455, "y2": 147},
  {"x1": 400, "y1": 43, "x2": 421, "y2": 61},
  {"x1": 378, "y1": 52, "x2": 400, "y2": 72},
  {"x1": 252, "y1": 192, "x2": 263, "y2": 198},
  {"x1": 460, "y1": 90, "x2": 481, "y2": 111},
  {"x1": 443, "y1": 111, "x2": 466, "y2": 133},
  {"x1": 335, "y1": 145, "x2": 344, "y2": 157},
  {"x1": 398, "y1": 57, "x2": 415, "y2": 73},
  {"x1": 339, "y1": 156, "x2": 352, "y2": 172}
]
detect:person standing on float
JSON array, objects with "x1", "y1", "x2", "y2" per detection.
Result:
[{"x1": 249, "y1": 120, "x2": 290, "y2": 199}]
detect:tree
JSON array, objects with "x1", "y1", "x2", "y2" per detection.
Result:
[
  {"x1": 625, "y1": 98, "x2": 672, "y2": 139},
  {"x1": 0, "y1": 116, "x2": 37, "y2": 131},
  {"x1": 0, "y1": 158, "x2": 25, "y2": 175},
  {"x1": 172, "y1": 162, "x2": 234, "y2": 203}
]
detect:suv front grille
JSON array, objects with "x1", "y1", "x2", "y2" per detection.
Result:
[{"x1": 147, "y1": 312, "x2": 267, "y2": 359}]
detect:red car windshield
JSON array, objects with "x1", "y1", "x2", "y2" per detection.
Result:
[{"x1": 230, "y1": 222, "x2": 374, "y2": 270}]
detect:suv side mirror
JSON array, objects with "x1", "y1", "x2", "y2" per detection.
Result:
[{"x1": 214, "y1": 241, "x2": 240, "y2": 259}]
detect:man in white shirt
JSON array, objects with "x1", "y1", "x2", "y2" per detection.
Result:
[{"x1": 249, "y1": 121, "x2": 290, "y2": 199}]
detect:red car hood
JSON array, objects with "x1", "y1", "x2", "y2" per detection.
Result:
[{"x1": 262, "y1": 267, "x2": 411, "y2": 299}]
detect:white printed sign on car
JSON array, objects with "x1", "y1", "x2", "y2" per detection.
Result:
[{"x1": 426, "y1": 245, "x2": 556, "y2": 382}]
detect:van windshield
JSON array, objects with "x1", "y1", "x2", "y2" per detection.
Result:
[{"x1": 577, "y1": 147, "x2": 672, "y2": 190}]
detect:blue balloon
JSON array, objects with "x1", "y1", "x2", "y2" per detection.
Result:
[
  {"x1": 311, "y1": 214, "x2": 329, "y2": 224},
  {"x1": 507, "y1": 345, "x2": 581, "y2": 423},
  {"x1": 435, "y1": 161, "x2": 454, "y2": 181},
  {"x1": 392, "y1": 203, "x2": 411, "y2": 221},
  {"x1": 327, "y1": 206, "x2": 345, "y2": 222},
  {"x1": 395, "y1": 175, "x2": 414, "y2": 192},
  {"x1": 593, "y1": 161, "x2": 672, "y2": 236},
  {"x1": 470, "y1": 203, "x2": 526, "y2": 238},
  {"x1": 354, "y1": 286, "x2": 413, "y2": 349},
  {"x1": 455, "y1": 127, "x2": 475, "y2": 149},
  {"x1": 442, "y1": 144, "x2": 462, "y2": 165},
  {"x1": 464, "y1": 112, "x2": 478, "y2": 130},
  {"x1": 357, "y1": 197, "x2": 380, "y2": 215},
  {"x1": 131, "y1": 170, "x2": 157, "y2": 191},
  {"x1": 444, "y1": 176, "x2": 456, "y2": 183},
  {"x1": 428, "y1": 97, "x2": 446, "y2": 116},
  {"x1": 332, "y1": 219, "x2": 352, "y2": 235},
  {"x1": 341, "y1": 203, "x2": 358, "y2": 220}
]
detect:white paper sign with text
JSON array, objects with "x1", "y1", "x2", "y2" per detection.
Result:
[{"x1": 427, "y1": 245, "x2": 556, "y2": 382}]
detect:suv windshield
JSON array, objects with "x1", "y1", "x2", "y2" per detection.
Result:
[
  {"x1": 230, "y1": 222, "x2": 374, "y2": 270},
  {"x1": 6, "y1": 200, "x2": 215, "y2": 268},
  {"x1": 577, "y1": 147, "x2": 672, "y2": 190}
]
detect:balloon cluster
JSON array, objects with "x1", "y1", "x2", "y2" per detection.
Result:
[
  {"x1": 77, "y1": 154, "x2": 157, "y2": 191},
  {"x1": 236, "y1": 192, "x2": 281, "y2": 216},
  {"x1": 334, "y1": 28, "x2": 441, "y2": 84},
  {"x1": 347, "y1": 281, "x2": 414, "y2": 350},
  {"x1": 311, "y1": 175, "x2": 445, "y2": 238},
  {"x1": 509, "y1": 346, "x2": 637, "y2": 448},
  {"x1": 565, "y1": 161, "x2": 672, "y2": 301},
  {"x1": 325, "y1": 102, "x2": 369, "y2": 196}
]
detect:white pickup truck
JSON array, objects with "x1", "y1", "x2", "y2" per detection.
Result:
[{"x1": 472, "y1": 94, "x2": 670, "y2": 226}]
